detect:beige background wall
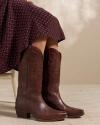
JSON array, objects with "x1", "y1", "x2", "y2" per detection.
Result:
[{"x1": 60, "y1": 12, "x2": 100, "y2": 84}]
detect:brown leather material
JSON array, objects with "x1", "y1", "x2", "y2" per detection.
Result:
[
  {"x1": 15, "y1": 46, "x2": 67, "y2": 121},
  {"x1": 42, "y1": 48, "x2": 84, "y2": 118}
]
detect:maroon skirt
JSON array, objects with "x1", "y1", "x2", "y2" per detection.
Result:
[{"x1": 0, "y1": 0, "x2": 65, "y2": 74}]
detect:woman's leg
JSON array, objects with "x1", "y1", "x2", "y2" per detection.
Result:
[
  {"x1": 45, "y1": 38, "x2": 58, "y2": 50},
  {"x1": 32, "y1": 37, "x2": 47, "y2": 54},
  {"x1": 42, "y1": 38, "x2": 84, "y2": 118},
  {"x1": 16, "y1": 37, "x2": 66, "y2": 121}
]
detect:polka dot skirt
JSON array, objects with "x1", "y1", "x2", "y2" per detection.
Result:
[{"x1": 0, "y1": 0, "x2": 65, "y2": 74}]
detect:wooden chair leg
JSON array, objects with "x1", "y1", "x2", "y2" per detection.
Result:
[{"x1": 11, "y1": 70, "x2": 17, "y2": 100}]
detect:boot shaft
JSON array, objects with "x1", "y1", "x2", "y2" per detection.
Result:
[
  {"x1": 17, "y1": 46, "x2": 43, "y2": 99},
  {"x1": 43, "y1": 48, "x2": 62, "y2": 93}
]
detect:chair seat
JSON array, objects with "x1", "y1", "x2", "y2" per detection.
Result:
[
  {"x1": 0, "y1": 70, "x2": 17, "y2": 99},
  {"x1": 0, "y1": 70, "x2": 13, "y2": 79}
]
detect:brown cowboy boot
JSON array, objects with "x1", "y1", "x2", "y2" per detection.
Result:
[
  {"x1": 15, "y1": 46, "x2": 67, "y2": 122},
  {"x1": 42, "y1": 48, "x2": 84, "y2": 118}
]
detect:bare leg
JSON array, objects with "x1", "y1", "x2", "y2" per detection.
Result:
[
  {"x1": 32, "y1": 37, "x2": 47, "y2": 54},
  {"x1": 45, "y1": 38, "x2": 58, "y2": 50}
]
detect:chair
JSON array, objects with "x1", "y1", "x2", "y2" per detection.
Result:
[{"x1": 0, "y1": 70, "x2": 17, "y2": 102}]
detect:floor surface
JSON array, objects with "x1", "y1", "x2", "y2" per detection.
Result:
[{"x1": 0, "y1": 79, "x2": 100, "y2": 125}]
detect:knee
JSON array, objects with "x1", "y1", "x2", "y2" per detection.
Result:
[
  {"x1": 45, "y1": 38, "x2": 58, "y2": 49},
  {"x1": 32, "y1": 37, "x2": 47, "y2": 54}
]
